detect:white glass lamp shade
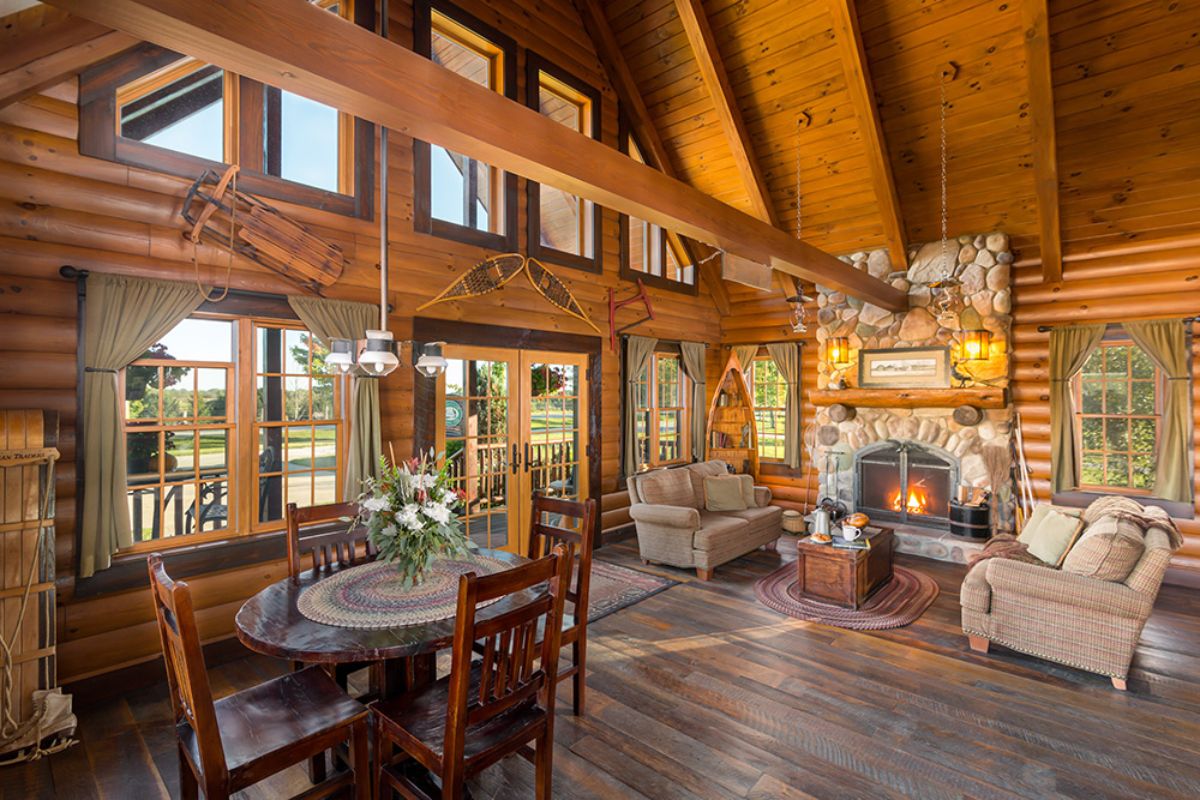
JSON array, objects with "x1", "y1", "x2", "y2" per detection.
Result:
[
  {"x1": 414, "y1": 341, "x2": 447, "y2": 378},
  {"x1": 359, "y1": 330, "x2": 399, "y2": 377},
  {"x1": 326, "y1": 338, "x2": 356, "y2": 374}
]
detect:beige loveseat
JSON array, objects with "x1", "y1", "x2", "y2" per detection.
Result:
[
  {"x1": 961, "y1": 496, "x2": 1181, "y2": 689},
  {"x1": 627, "y1": 460, "x2": 782, "y2": 580}
]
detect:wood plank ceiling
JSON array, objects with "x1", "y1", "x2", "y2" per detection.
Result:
[{"x1": 602, "y1": 0, "x2": 1200, "y2": 285}]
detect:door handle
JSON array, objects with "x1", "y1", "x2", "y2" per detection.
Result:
[
  {"x1": 511, "y1": 442, "x2": 520, "y2": 475},
  {"x1": 524, "y1": 442, "x2": 531, "y2": 473}
]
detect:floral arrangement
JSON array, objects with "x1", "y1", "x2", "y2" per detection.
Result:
[{"x1": 352, "y1": 450, "x2": 470, "y2": 586}]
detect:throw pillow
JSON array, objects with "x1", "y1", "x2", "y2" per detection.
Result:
[
  {"x1": 1061, "y1": 515, "x2": 1146, "y2": 582},
  {"x1": 1022, "y1": 508, "x2": 1085, "y2": 566},
  {"x1": 1017, "y1": 504, "x2": 1081, "y2": 546},
  {"x1": 704, "y1": 475, "x2": 748, "y2": 511},
  {"x1": 737, "y1": 474, "x2": 756, "y2": 507},
  {"x1": 638, "y1": 468, "x2": 694, "y2": 507}
]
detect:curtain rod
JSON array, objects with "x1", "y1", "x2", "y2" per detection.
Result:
[
  {"x1": 723, "y1": 340, "x2": 806, "y2": 347},
  {"x1": 1037, "y1": 317, "x2": 1195, "y2": 333}
]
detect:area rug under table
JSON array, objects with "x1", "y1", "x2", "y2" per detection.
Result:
[
  {"x1": 583, "y1": 560, "x2": 677, "y2": 623},
  {"x1": 753, "y1": 562, "x2": 938, "y2": 630}
]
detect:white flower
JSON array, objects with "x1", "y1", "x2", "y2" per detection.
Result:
[
  {"x1": 416, "y1": 473, "x2": 439, "y2": 489},
  {"x1": 380, "y1": 523, "x2": 397, "y2": 539},
  {"x1": 361, "y1": 496, "x2": 389, "y2": 513},
  {"x1": 439, "y1": 488, "x2": 457, "y2": 505},
  {"x1": 395, "y1": 504, "x2": 421, "y2": 529},
  {"x1": 423, "y1": 502, "x2": 451, "y2": 525}
]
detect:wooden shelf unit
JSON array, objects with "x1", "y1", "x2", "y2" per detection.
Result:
[{"x1": 706, "y1": 352, "x2": 759, "y2": 476}]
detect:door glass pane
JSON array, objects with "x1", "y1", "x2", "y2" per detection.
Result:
[{"x1": 447, "y1": 356, "x2": 511, "y2": 550}]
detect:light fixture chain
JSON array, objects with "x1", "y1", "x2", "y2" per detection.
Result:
[
  {"x1": 794, "y1": 116, "x2": 803, "y2": 242},
  {"x1": 939, "y1": 70, "x2": 949, "y2": 276}
]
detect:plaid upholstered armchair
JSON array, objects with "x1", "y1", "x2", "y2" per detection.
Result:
[{"x1": 961, "y1": 499, "x2": 1181, "y2": 690}]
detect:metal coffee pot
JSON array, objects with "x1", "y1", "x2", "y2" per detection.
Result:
[{"x1": 812, "y1": 507, "x2": 831, "y2": 535}]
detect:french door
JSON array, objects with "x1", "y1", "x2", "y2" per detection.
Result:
[{"x1": 437, "y1": 346, "x2": 589, "y2": 554}]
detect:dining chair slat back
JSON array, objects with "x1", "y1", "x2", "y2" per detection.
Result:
[
  {"x1": 373, "y1": 545, "x2": 571, "y2": 799},
  {"x1": 527, "y1": 493, "x2": 597, "y2": 715},
  {"x1": 148, "y1": 554, "x2": 227, "y2": 785},
  {"x1": 285, "y1": 501, "x2": 374, "y2": 582}
]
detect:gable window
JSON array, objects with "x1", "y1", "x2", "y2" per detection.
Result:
[
  {"x1": 526, "y1": 53, "x2": 603, "y2": 273},
  {"x1": 618, "y1": 119, "x2": 696, "y2": 292},
  {"x1": 80, "y1": 0, "x2": 373, "y2": 218},
  {"x1": 122, "y1": 316, "x2": 344, "y2": 551},
  {"x1": 749, "y1": 356, "x2": 787, "y2": 462},
  {"x1": 413, "y1": 0, "x2": 518, "y2": 249},
  {"x1": 633, "y1": 353, "x2": 690, "y2": 470},
  {"x1": 1074, "y1": 339, "x2": 1161, "y2": 492}
]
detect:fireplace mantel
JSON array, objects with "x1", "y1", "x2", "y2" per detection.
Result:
[{"x1": 810, "y1": 388, "x2": 1007, "y2": 410}]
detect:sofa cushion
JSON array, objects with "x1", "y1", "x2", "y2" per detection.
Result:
[
  {"x1": 637, "y1": 468, "x2": 695, "y2": 507},
  {"x1": 704, "y1": 476, "x2": 748, "y2": 511},
  {"x1": 1017, "y1": 505, "x2": 1085, "y2": 566},
  {"x1": 685, "y1": 461, "x2": 729, "y2": 510},
  {"x1": 1061, "y1": 514, "x2": 1145, "y2": 582},
  {"x1": 723, "y1": 505, "x2": 783, "y2": 529},
  {"x1": 692, "y1": 512, "x2": 749, "y2": 550}
]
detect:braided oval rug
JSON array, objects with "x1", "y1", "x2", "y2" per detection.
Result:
[{"x1": 297, "y1": 552, "x2": 511, "y2": 629}]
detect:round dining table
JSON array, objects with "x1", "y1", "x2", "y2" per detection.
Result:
[{"x1": 235, "y1": 547, "x2": 530, "y2": 699}]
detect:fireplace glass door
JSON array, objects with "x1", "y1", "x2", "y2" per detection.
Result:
[{"x1": 857, "y1": 442, "x2": 956, "y2": 529}]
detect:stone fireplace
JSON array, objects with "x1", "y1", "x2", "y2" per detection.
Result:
[{"x1": 812, "y1": 233, "x2": 1017, "y2": 563}]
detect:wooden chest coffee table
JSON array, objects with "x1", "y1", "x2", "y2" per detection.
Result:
[{"x1": 795, "y1": 526, "x2": 895, "y2": 609}]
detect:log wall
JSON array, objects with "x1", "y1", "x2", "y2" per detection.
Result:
[{"x1": 0, "y1": 0, "x2": 722, "y2": 682}]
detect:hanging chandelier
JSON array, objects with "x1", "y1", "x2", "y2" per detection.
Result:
[
  {"x1": 326, "y1": 2, "x2": 444, "y2": 379},
  {"x1": 786, "y1": 114, "x2": 814, "y2": 334}
]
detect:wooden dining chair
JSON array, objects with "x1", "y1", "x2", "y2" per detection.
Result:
[
  {"x1": 372, "y1": 544, "x2": 572, "y2": 799},
  {"x1": 147, "y1": 554, "x2": 370, "y2": 800},
  {"x1": 527, "y1": 494, "x2": 598, "y2": 716}
]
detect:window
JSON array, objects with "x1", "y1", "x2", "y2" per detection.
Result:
[
  {"x1": 750, "y1": 357, "x2": 787, "y2": 462},
  {"x1": 633, "y1": 353, "x2": 690, "y2": 470},
  {"x1": 122, "y1": 316, "x2": 344, "y2": 551},
  {"x1": 413, "y1": 0, "x2": 518, "y2": 248},
  {"x1": 618, "y1": 119, "x2": 696, "y2": 292},
  {"x1": 526, "y1": 53, "x2": 602, "y2": 273},
  {"x1": 81, "y1": 0, "x2": 373, "y2": 218},
  {"x1": 1074, "y1": 340, "x2": 1160, "y2": 492}
]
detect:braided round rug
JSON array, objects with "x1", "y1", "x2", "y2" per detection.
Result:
[
  {"x1": 754, "y1": 562, "x2": 938, "y2": 630},
  {"x1": 297, "y1": 552, "x2": 511, "y2": 629}
]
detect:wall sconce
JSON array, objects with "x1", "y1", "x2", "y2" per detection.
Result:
[
  {"x1": 961, "y1": 329, "x2": 992, "y2": 361},
  {"x1": 827, "y1": 336, "x2": 851, "y2": 366}
]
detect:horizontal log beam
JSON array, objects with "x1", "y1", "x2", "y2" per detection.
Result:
[
  {"x1": 0, "y1": 28, "x2": 137, "y2": 108},
  {"x1": 810, "y1": 388, "x2": 1008, "y2": 409},
  {"x1": 47, "y1": 0, "x2": 906, "y2": 311}
]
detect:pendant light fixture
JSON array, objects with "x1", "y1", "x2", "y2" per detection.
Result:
[
  {"x1": 786, "y1": 114, "x2": 815, "y2": 335},
  {"x1": 327, "y1": 1, "x2": 444, "y2": 380},
  {"x1": 924, "y1": 63, "x2": 961, "y2": 324}
]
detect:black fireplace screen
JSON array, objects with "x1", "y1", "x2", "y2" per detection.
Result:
[{"x1": 857, "y1": 441, "x2": 957, "y2": 528}]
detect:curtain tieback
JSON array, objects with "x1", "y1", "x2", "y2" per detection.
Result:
[{"x1": 84, "y1": 367, "x2": 118, "y2": 374}]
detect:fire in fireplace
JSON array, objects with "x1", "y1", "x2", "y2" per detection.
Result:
[{"x1": 856, "y1": 440, "x2": 957, "y2": 529}]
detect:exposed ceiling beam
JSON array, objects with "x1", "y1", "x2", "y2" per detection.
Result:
[
  {"x1": 671, "y1": 0, "x2": 798, "y2": 300},
  {"x1": 1020, "y1": 0, "x2": 1063, "y2": 284},
  {"x1": 673, "y1": 0, "x2": 776, "y2": 228},
  {"x1": 828, "y1": 0, "x2": 908, "y2": 272},
  {"x1": 572, "y1": 0, "x2": 730, "y2": 316},
  {"x1": 0, "y1": 17, "x2": 136, "y2": 108},
  {"x1": 47, "y1": 0, "x2": 906, "y2": 311}
]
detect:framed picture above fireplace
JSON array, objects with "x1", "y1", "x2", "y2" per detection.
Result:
[{"x1": 858, "y1": 347, "x2": 951, "y2": 389}]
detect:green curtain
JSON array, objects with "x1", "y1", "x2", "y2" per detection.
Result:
[
  {"x1": 1049, "y1": 324, "x2": 1106, "y2": 494},
  {"x1": 288, "y1": 296, "x2": 382, "y2": 501},
  {"x1": 679, "y1": 341, "x2": 707, "y2": 462},
  {"x1": 1125, "y1": 320, "x2": 1193, "y2": 504},
  {"x1": 623, "y1": 335, "x2": 658, "y2": 477},
  {"x1": 766, "y1": 342, "x2": 802, "y2": 469},
  {"x1": 80, "y1": 275, "x2": 206, "y2": 578}
]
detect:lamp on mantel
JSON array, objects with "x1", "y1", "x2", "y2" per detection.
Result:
[{"x1": 961, "y1": 329, "x2": 992, "y2": 361}]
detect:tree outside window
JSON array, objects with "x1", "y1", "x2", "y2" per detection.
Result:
[{"x1": 1074, "y1": 341, "x2": 1160, "y2": 492}]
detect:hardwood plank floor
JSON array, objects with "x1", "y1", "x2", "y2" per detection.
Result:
[{"x1": 8, "y1": 542, "x2": 1200, "y2": 799}]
